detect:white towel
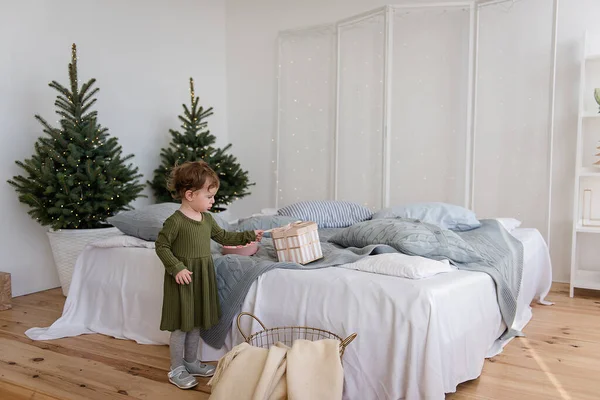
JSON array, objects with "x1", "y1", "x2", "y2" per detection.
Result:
[
  {"x1": 286, "y1": 339, "x2": 344, "y2": 400},
  {"x1": 208, "y1": 342, "x2": 268, "y2": 399},
  {"x1": 252, "y1": 343, "x2": 288, "y2": 400}
]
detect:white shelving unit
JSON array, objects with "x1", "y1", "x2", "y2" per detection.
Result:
[{"x1": 570, "y1": 30, "x2": 600, "y2": 297}]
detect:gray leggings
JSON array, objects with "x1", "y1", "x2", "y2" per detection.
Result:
[{"x1": 170, "y1": 328, "x2": 201, "y2": 369}]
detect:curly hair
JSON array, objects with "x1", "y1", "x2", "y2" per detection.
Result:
[{"x1": 166, "y1": 161, "x2": 219, "y2": 200}]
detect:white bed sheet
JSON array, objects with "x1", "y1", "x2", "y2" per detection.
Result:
[{"x1": 26, "y1": 228, "x2": 551, "y2": 400}]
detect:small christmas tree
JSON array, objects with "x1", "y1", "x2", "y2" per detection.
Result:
[
  {"x1": 148, "y1": 78, "x2": 254, "y2": 211},
  {"x1": 7, "y1": 44, "x2": 145, "y2": 230}
]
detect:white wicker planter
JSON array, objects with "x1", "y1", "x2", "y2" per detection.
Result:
[{"x1": 47, "y1": 227, "x2": 120, "y2": 296}]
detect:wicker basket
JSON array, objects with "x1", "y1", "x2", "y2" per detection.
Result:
[{"x1": 236, "y1": 312, "x2": 357, "y2": 358}]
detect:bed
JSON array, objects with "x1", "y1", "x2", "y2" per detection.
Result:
[{"x1": 25, "y1": 223, "x2": 552, "y2": 400}]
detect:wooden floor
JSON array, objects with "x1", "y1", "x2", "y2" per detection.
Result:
[{"x1": 0, "y1": 283, "x2": 598, "y2": 400}]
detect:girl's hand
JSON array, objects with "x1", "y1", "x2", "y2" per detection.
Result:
[
  {"x1": 254, "y1": 230, "x2": 265, "y2": 242},
  {"x1": 175, "y1": 269, "x2": 193, "y2": 285}
]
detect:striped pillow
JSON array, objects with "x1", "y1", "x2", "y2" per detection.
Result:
[{"x1": 277, "y1": 200, "x2": 373, "y2": 228}]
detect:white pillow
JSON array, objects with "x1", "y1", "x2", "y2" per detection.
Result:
[
  {"x1": 340, "y1": 253, "x2": 454, "y2": 279},
  {"x1": 496, "y1": 218, "x2": 521, "y2": 232}
]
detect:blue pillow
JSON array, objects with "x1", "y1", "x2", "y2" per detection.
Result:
[
  {"x1": 277, "y1": 200, "x2": 373, "y2": 228},
  {"x1": 328, "y1": 218, "x2": 481, "y2": 264},
  {"x1": 372, "y1": 202, "x2": 480, "y2": 231},
  {"x1": 107, "y1": 203, "x2": 231, "y2": 241},
  {"x1": 107, "y1": 202, "x2": 180, "y2": 241}
]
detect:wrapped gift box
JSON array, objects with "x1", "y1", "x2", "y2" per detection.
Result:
[{"x1": 271, "y1": 221, "x2": 323, "y2": 264}]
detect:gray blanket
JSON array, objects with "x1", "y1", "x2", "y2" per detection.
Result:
[
  {"x1": 453, "y1": 219, "x2": 524, "y2": 340},
  {"x1": 200, "y1": 220, "x2": 523, "y2": 348}
]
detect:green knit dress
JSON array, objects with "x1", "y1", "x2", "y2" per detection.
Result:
[{"x1": 155, "y1": 210, "x2": 256, "y2": 332}]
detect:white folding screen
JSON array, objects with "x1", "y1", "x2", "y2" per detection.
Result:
[
  {"x1": 473, "y1": 0, "x2": 556, "y2": 238},
  {"x1": 336, "y1": 11, "x2": 386, "y2": 211},
  {"x1": 276, "y1": 0, "x2": 557, "y2": 241},
  {"x1": 389, "y1": 6, "x2": 471, "y2": 207},
  {"x1": 276, "y1": 26, "x2": 336, "y2": 206}
]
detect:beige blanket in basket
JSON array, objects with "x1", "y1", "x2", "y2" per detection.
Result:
[{"x1": 208, "y1": 339, "x2": 344, "y2": 400}]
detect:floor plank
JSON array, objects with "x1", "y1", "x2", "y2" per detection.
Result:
[
  {"x1": 0, "y1": 283, "x2": 598, "y2": 399},
  {"x1": 0, "y1": 379, "x2": 61, "y2": 400}
]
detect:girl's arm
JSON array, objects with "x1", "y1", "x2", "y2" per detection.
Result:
[
  {"x1": 155, "y1": 216, "x2": 186, "y2": 276},
  {"x1": 208, "y1": 213, "x2": 256, "y2": 246}
]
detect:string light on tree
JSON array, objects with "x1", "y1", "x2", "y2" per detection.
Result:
[{"x1": 7, "y1": 43, "x2": 144, "y2": 230}]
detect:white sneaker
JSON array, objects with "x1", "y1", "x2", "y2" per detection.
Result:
[
  {"x1": 168, "y1": 365, "x2": 198, "y2": 389},
  {"x1": 183, "y1": 359, "x2": 216, "y2": 377}
]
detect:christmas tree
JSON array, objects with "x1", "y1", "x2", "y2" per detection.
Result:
[
  {"x1": 7, "y1": 44, "x2": 145, "y2": 230},
  {"x1": 148, "y1": 78, "x2": 254, "y2": 211}
]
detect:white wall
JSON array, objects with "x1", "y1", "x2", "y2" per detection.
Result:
[
  {"x1": 0, "y1": 0, "x2": 228, "y2": 296},
  {"x1": 225, "y1": 0, "x2": 600, "y2": 283},
  {"x1": 551, "y1": 0, "x2": 600, "y2": 282}
]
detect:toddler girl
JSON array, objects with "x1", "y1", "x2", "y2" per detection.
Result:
[{"x1": 155, "y1": 160, "x2": 264, "y2": 389}]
